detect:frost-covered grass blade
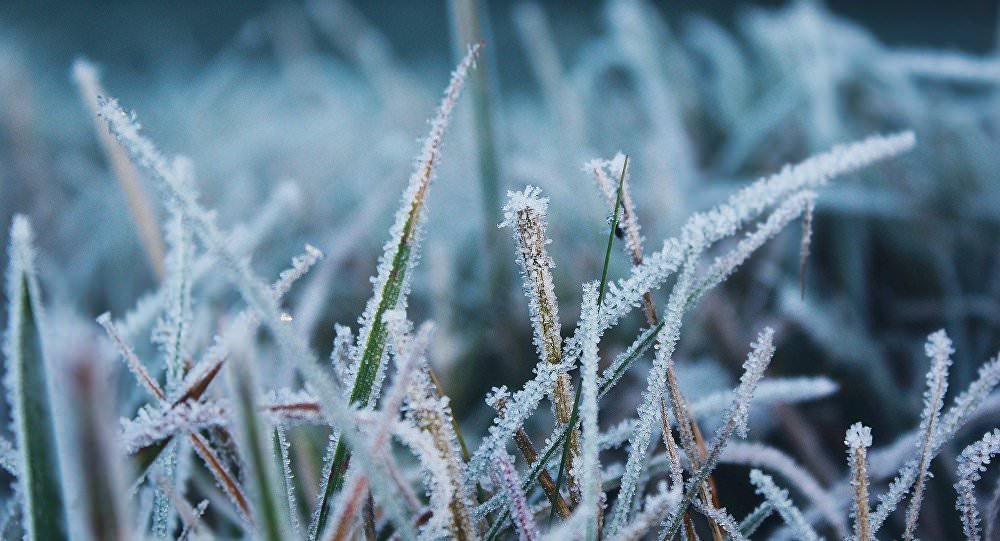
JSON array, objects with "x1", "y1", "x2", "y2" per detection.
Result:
[{"x1": 4, "y1": 217, "x2": 68, "y2": 541}]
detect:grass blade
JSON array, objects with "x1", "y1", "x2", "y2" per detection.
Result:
[
  {"x1": 4, "y1": 216, "x2": 68, "y2": 541},
  {"x1": 229, "y1": 346, "x2": 292, "y2": 541},
  {"x1": 551, "y1": 155, "x2": 627, "y2": 522},
  {"x1": 313, "y1": 43, "x2": 482, "y2": 538}
]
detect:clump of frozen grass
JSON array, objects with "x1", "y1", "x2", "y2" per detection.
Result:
[{"x1": 14, "y1": 6, "x2": 1000, "y2": 538}]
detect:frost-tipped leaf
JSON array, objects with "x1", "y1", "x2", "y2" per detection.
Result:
[
  {"x1": 4, "y1": 216, "x2": 69, "y2": 541},
  {"x1": 317, "y1": 45, "x2": 482, "y2": 533}
]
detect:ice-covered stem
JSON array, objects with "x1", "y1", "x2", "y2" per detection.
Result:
[
  {"x1": 660, "y1": 328, "x2": 775, "y2": 541},
  {"x1": 872, "y1": 353, "x2": 1000, "y2": 532},
  {"x1": 274, "y1": 425, "x2": 301, "y2": 538},
  {"x1": 72, "y1": 58, "x2": 165, "y2": 280},
  {"x1": 65, "y1": 346, "x2": 130, "y2": 541},
  {"x1": 102, "y1": 245, "x2": 322, "y2": 520},
  {"x1": 577, "y1": 282, "x2": 602, "y2": 539},
  {"x1": 491, "y1": 395, "x2": 571, "y2": 519},
  {"x1": 318, "y1": 43, "x2": 481, "y2": 528},
  {"x1": 955, "y1": 429, "x2": 1000, "y2": 541},
  {"x1": 721, "y1": 442, "x2": 845, "y2": 536},
  {"x1": 97, "y1": 312, "x2": 165, "y2": 400},
  {"x1": 566, "y1": 132, "x2": 915, "y2": 372},
  {"x1": 748, "y1": 470, "x2": 822, "y2": 541},
  {"x1": 846, "y1": 422, "x2": 873, "y2": 541},
  {"x1": 658, "y1": 398, "x2": 684, "y2": 491},
  {"x1": 903, "y1": 330, "x2": 953, "y2": 541},
  {"x1": 587, "y1": 154, "x2": 645, "y2": 273},
  {"x1": 604, "y1": 483, "x2": 679, "y2": 541},
  {"x1": 4, "y1": 216, "x2": 68, "y2": 541},
  {"x1": 496, "y1": 451, "x2": 538, "y2": 541},
  {"x1": 390, "y1": 314, "x2": 478, "y2": 540},
  {"x1": 154, "y1": 204, "x2": 194, "y2": 394},
  {"x1": 501, "y1": 186, "x2": 580, "y2": 490},
  {"x1": 737, "y1": 502, "x2": 773, "y2": 538},
  {"x1": 97, "y1": 96, "x2": 413, "y2": 539},
  {"x1": 501, "y1": 186, "x2": 571, "y2": 410},
  {"x1": 799, "y1": 197, "x2": 814, "y2": 299},
  {"x1": 692, "y1": 501, "x2": 747, "y2": 541}
]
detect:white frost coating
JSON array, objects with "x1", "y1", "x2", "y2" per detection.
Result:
[
  {"x1": 391, "y1": 310, "x2": 477, "y2": 540},
  {"x1": 845, "y1": 422, "x2": 873, "y2": 541},
  {"x1": 121, "y1": 401, "x2": 229, "y2": 454},
  {"x1": 351, "y1": 43, "x2": 482, "y2": 409},
  {"x1": 955, "y1": 428, "x2": 1000, "y2": 541},
  {"x1": 276, "y1": 426, "x2": 300, "y2": 539},
  {"x1": 694, "y1": 190, "x2": 817, "y2": 299},
  {"x1": 587, "y1": 153, "x2": 645, "y2": 266},
  {"x1": 496, "y1": 450, "x2": 538, "y2": 541},
  {"x1": 578, "y1": 282, "x2": 603, "y2": 539},
  {"x1": 322, "y1": 314, "x2": 434, "y2": 541},
  {"x1": 98, "y1": 76, "x2": 456, "y2": 541},
  {"x1": 605, "y1": 483, "x2": 680, "y2": 541},
  {"x1": 153, "y1": 209, "x2": 194, "y2": 391},
  {"x1": 500, "y1": 185, "x2": 572, "y2": 431},
  {"x1": 846, "y1": 422, "x2": 873, "y2": 450},
  {"x1": 904, "y1": 330, "x2": 953, "y2": 541},
  {"x1": 565, "y1": 131, "x2": 915, "y2": 369},
  {"x1": 0, "y1": 437, "x2": 17, "y2": 476},
  {"x1": 465, "y1": 352, "x2": 572, "y2": 488},
  {"x1": 721, "y1": 442, "x2": 846, "y2": 537},
  {"x1": 693, "y1": 501, "x2": 747, "y2": 541},
  {"x1": 117, "y1": 181, "x2": 301, "y2": 342},
  {"x1": 872, "y1": 353, "x2": 1000, "y2": 532},
  {"x1": 749, "y1": 469, "x2": 824, "y2": 541},
  {"x1": 393, "y1": 420, "x2": 454, "y2": 541},
  {"x1": 97, "y1": 311, "x2": 166, "y2": 400},
  {"x1": 4, "y1": 216, "x2": 60, "y2": 541},
  {"x1": 655, "y1": 328, "x2": 776, "y2": 540},
  {"x1": 273, "y1": 244, "x2": 324, "y2": 300},
  {"x1": 499, "y1": 186, "x2": 561, "y2": 369},
  {"x1": 691, "y1": 377, "x2": 838, "y2": 420},
  {"x1": 330, "y1": 324, "x2": 355, "y2": 387},
  {"x1": 469, "y1": 132, "x2": 914, "y2": 503}
]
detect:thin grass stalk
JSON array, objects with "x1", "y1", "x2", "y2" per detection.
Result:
[
  {"x1": 72, "y1": 59, "x2": 165, "y2": 280},
  {"x1": 737, "y1": 503, "x2": 773, "y2": 538},
  {"x1": 846, "y1": 423, "x2": 873, "y2": 541},
  {"x1": 747, "y1": 470, "x2": 821, "y2": 541},
  {"x1": 956, "y1": 429, "x2": 1000, "y2": 541},
  {"x1": 502, "y1": 186, "x2": 580, "y2": 501},
  {"x1": 661, "y1": 329, "x2": 775, "y2": 540},
  {"x1": 447, "y1": 0, "x2": 505, "y2": 300},
  {"x1": 903, "y1": 331, "x2": 953, "y2": 541}
]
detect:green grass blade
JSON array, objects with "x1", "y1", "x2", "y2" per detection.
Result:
[
  {"x1": 550, "y1": 155, "x2": 628, "y2": 523},
  {"x1": 230, "y1": 350, "x2": 291, "y2": 541},
  {"x1": 311, "y1": 44, "x2": 482, "y2": 539},
  {"x1": 4, "y1": 217, "x2": 68, "y2": 541},
  {"x1": 597, "y1": 155, "x2": 628, "y2": 308}
]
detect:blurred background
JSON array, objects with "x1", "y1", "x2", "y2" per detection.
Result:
[{"x1": 2, "y1": 0, "x2": 1000, "y2": 537}]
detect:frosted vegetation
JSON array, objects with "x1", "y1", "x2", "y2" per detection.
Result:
[{"x1": 1, "y1": 0, "x2": 999, "y2": 539}]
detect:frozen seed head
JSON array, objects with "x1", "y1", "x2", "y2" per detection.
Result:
[{"x1": 846, "y1": 422, "x2": 873, "y2": 449}]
